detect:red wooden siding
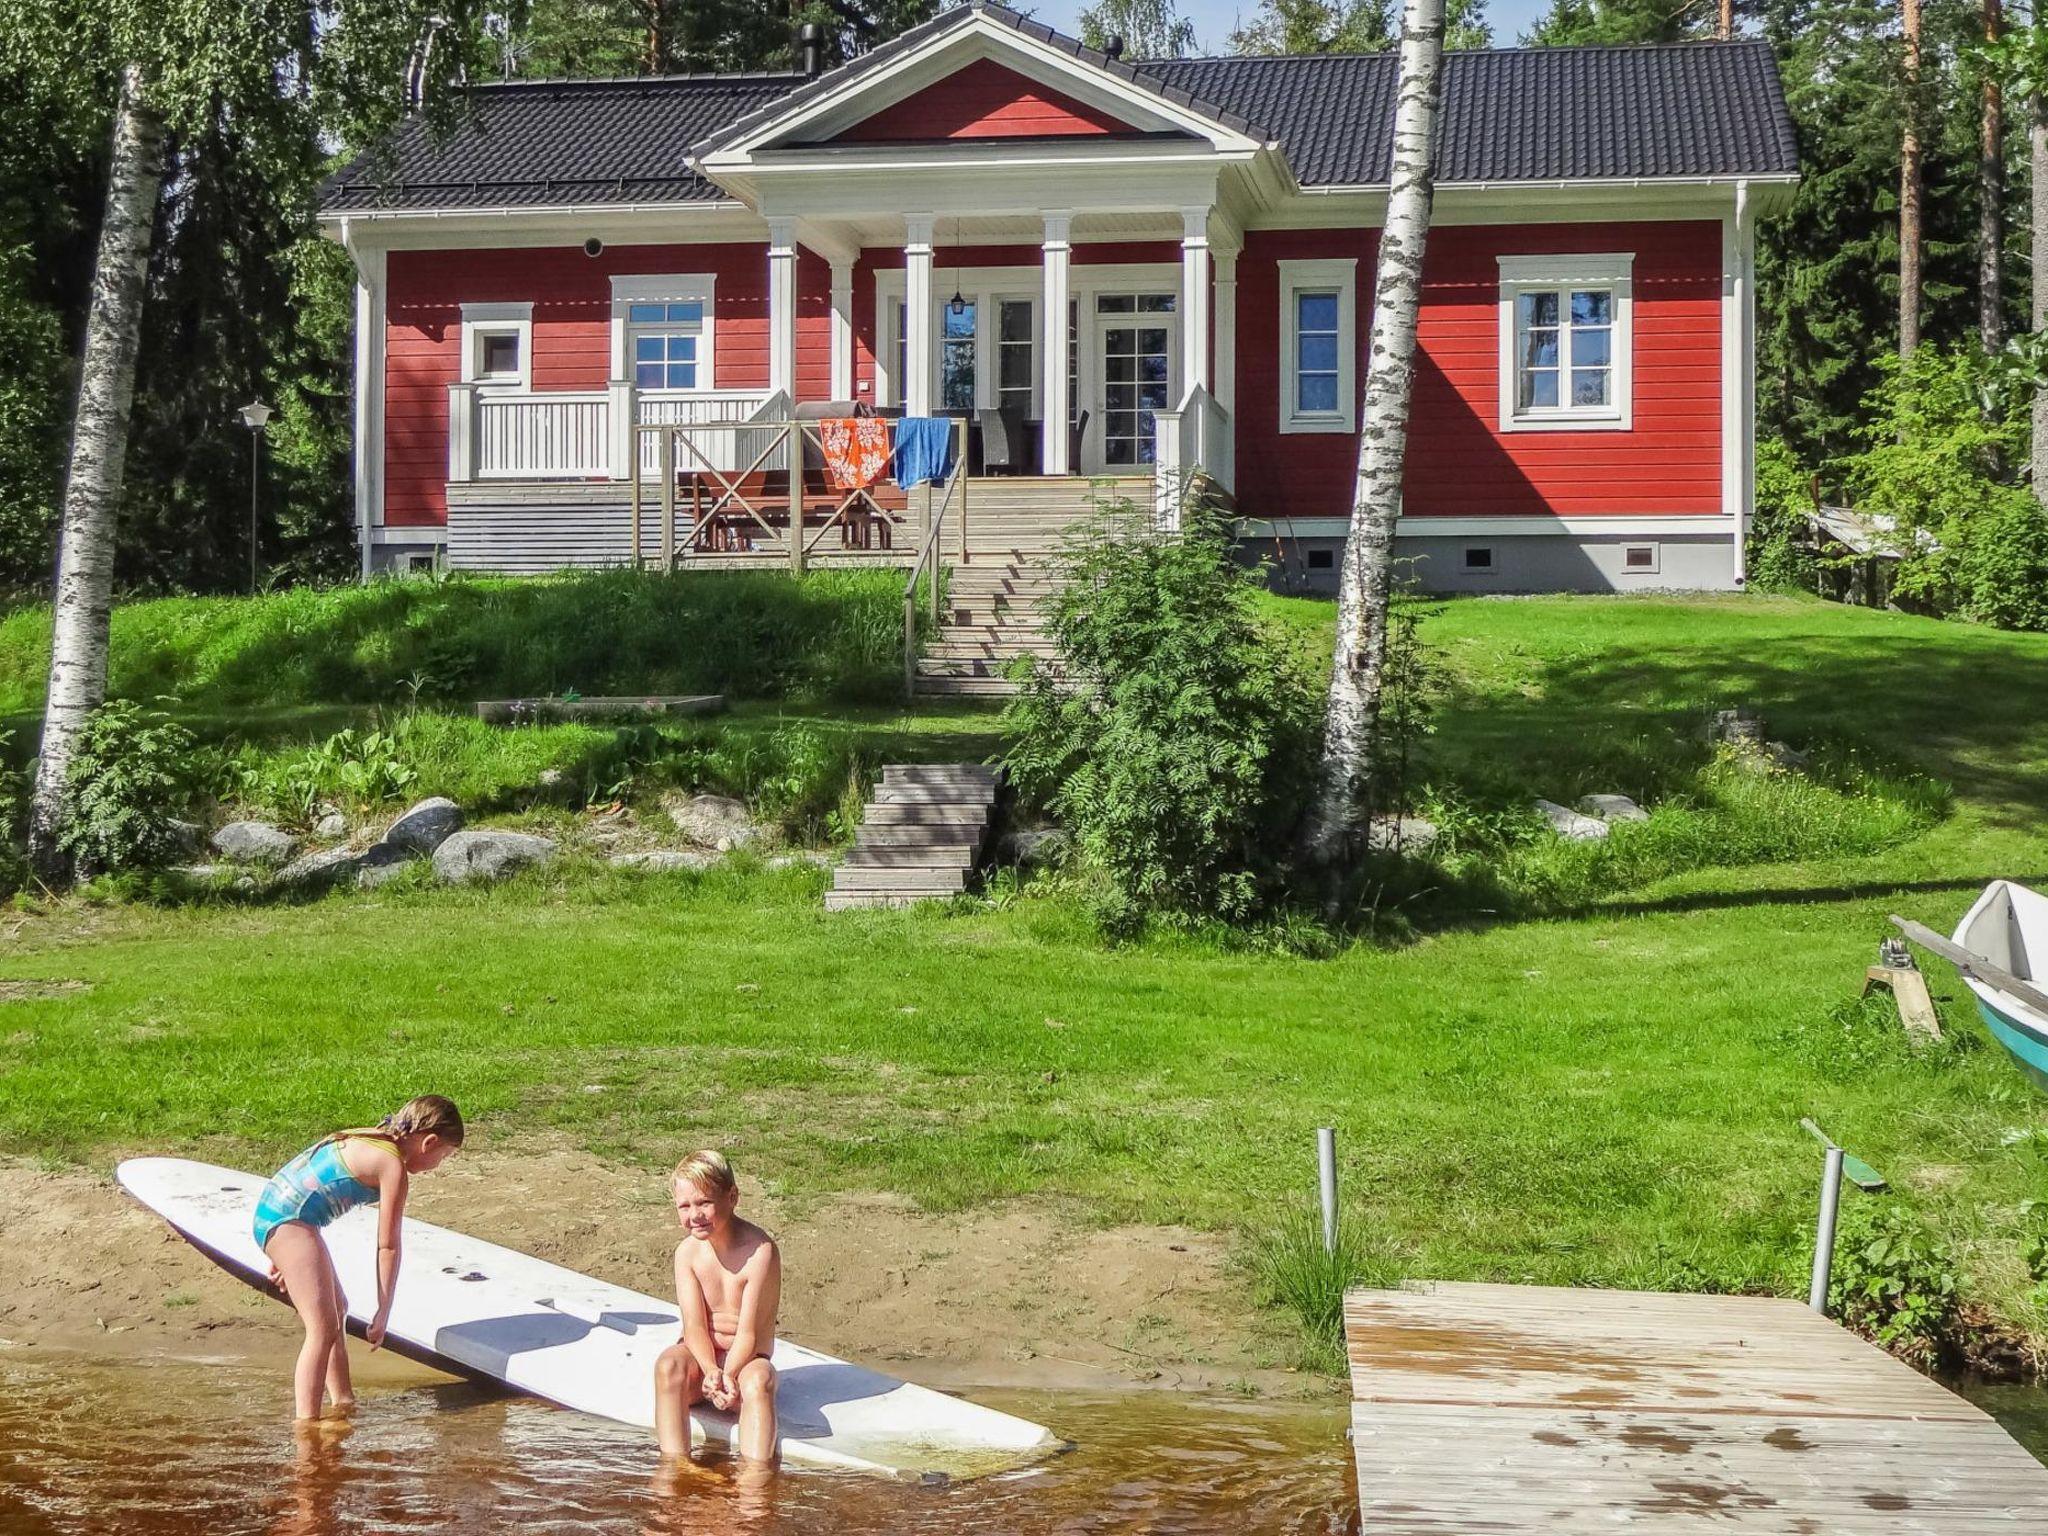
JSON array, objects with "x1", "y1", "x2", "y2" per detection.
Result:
[
  {"x1": 833, "y1": 59, "x2": 1139, "y2": 142},
  {"x1": 383, "y1": 243, "x2": 834, "y2": 528},
  {"x1": 1233, "y1": 220, "x2": 1723, "y2": 522}
]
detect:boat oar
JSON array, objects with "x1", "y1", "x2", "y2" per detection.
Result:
[
  {"x1": 1889, "y1": 915, "x2": 2048, "y2": 1020},
  {"x1": 1798, "y1": 1117, "x2": 1886, "y2": 1192}
]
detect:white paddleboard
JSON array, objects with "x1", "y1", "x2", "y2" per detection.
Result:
[{"x1": 117, "y1": 1157, "x2": 1062, "y2": 1482}]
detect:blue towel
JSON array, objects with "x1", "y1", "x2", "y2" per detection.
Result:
[{"x1": 892, "y1": 417, "x2": 956, "y2": 490}]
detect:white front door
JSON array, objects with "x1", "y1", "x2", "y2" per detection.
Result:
[{"x1": 1090, "y1": 291, "x2": 1177, "y2": 473}]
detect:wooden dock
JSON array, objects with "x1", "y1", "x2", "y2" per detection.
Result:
[{"x1": 1346, "y1": 1282, "x2": 2048, "y2": 1533}]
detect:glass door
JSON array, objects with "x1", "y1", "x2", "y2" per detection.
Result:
[{"x1": 1096, "y1": 293, "x2": 1175, "y2": 470}]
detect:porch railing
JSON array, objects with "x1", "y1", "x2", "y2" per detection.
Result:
[
  {"x1": 629, "y1": 400, "x2": 943, "y2": 577},
  {"x1": 1152, "y1": 382, "x2": 1233, "y2": 527},
  {"x1": 447, "y1": 383, "x2": 778, "y2": 482},
  {"x1": 902, "y1": 419, "x2": 971, "y2": 698}
]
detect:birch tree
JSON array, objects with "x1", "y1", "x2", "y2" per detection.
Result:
[
  {"x1": 0, "y1": 0, "x2": 479, "y2": 882},
  {"x1": 1984, "y1": 17, "x2": 2048, "y2": 501},
  {"x1": 1298, "y1": 0, "x2": 1447, "y2": 869},
  {"x1": 26, "y1": 63, "x2": 161, "y2": 881}
]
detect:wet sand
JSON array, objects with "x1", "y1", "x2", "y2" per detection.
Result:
[{"x1": 0, "y1": 1151, "x2": 1320, "y2": 1397}]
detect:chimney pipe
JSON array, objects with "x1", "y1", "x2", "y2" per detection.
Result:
[
  {"x1": 1104, "y1": 34, "x2": 1126, "y2": 61},
  {"x1": 797, "y1": 22, "x2": 825, "y2": 78}
]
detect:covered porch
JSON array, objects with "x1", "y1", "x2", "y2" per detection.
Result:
[{"x1": 439, "y1": 200, "x2": 1238, "y2": 571}]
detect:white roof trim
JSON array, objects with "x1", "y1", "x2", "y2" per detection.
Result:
[{"x1": 700, "y1": 12, "x2": 1263, "y2": 167}]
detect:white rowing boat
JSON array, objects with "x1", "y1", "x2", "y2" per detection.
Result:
[{"x1": 117, "y1": 1157, "x2": 1063, "y2": 1482}]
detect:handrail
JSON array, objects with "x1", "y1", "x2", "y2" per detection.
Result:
[{"x1": 902, "y1": 419, "x2": 969, "y2": 698}]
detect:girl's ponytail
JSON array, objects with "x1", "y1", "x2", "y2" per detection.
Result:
[{"x1": 327, "y1": 1094, "x2": 466, "y2": 1149}]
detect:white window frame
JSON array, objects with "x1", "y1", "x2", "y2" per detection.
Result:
[
  {"x1": 609, "y1": 274, "x2": 717, "y2": 393},
  {"x1": 1278, "y1": 258, "x2": 1357, "y2": 434},
  {"x1": 1497, "y1": 254, "x2": 1633, "y2": 432},
  {"x1": 460, "y1": 302, "x2": 532, "y2": 391}
]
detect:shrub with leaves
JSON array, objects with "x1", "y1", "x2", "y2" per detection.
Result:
[
  {"x1": 1747, "y1": 440, "x2": 1818, "y2": 595},
  {"x1": 57, "y1": 701, "x2": 200, "y2": 875},
  {"x1": 1837, "y1": 345, "x2": 2047, "y2": 629},
  {"x1": 1827, "y1": 1202, "x2": 1960, "y2": 1366},
  {"x1": 1004, "y1": 492, "x2": 1318, "y2": 934}
]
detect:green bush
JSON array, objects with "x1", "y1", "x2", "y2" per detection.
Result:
[
  {"x1": 1748, "y1": 440, "x2": 1818, "y2": 595},
  {"x1": 56, "y1": 702, "x2": 201, "y2": 875},
  {"x1": 1827, "y1": 1202, "x2": 1959, "y2": 1366},
  {"x1": 1837, "y1": 345, "x2": 2048, "y2": 630},
  {"x1": 237, "y1": 724, "x2": 419, "y2": 823},
  {"x1": 0, "y1": 567, "x2": 907, "y2": 713},
  {"x1": 1004, "y1": 495, "x2": 1319, "y2": 934}
]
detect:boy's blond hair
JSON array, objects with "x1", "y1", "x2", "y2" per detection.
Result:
[{"x1": 672, "y1": 1149, "x2": 738, "y2": 1198}]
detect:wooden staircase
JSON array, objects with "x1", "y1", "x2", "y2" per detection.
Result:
[
  {"x1": 914, "y1": 477, "x2": 1108, "y2": 697},
  {"x1": 824, "y1": 763, "x2": 1003, "y2": 910}
]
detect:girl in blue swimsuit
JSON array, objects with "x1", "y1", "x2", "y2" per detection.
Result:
[{"x1": 254, "y1": 1095, "x2": 464, "y2": 1422}]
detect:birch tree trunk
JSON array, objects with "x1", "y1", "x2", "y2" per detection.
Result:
[
  {"x1": 2033, "y1": 91, "x2": 2048, "y2": 504},
  {"x1": 26, "y1": 64, "x2": 163, "y2": 883},
  {"x1": 1297, "y1": 0, "x2": 1446, "y2": 870},
  {"x1": 1981, "y1": 0, "x2": 2006, "y2": 351},
  {"x1": 1900, "y1": 0, "x2": 1925, "y2": 355}
]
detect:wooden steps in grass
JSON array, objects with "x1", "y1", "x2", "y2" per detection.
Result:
[{"x1": 825, "y1": 764, "x2": 1004, "y2": 910}]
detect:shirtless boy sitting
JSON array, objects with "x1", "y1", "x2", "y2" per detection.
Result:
[{"x1": 653, "y1": 1150, "x2": 782, "y2": 1462}]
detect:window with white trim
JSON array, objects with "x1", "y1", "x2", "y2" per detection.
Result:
[
  {"x1": 609, "y1": 275, "x2": 716, "y2": 392},
  {"x1": 629, "y1": 301, "x2": 705, "y2": 390},
  {"x1": 1497, "y1": 255, "x2": 1633, "y2": 431},
  {"x1": 1278, "y1": 259, "x2": 1357, "y2": 433},
  {"x1": 460, "y1": 302, "x2": 532, "y2": 390}
]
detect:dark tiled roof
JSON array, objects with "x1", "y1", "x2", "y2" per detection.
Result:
[
  {"x1": 321, "y1": 74, "x2": 803, "y2": 212},
  {"x1": 320, "y1": 8, "x2": 1797, "y2": 213},
  {"x1": 1145, "y1": 42, "x2": 1799, "y2": 186}
]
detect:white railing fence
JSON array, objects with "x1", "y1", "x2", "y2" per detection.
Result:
[
  {"x1": 1152, "y1": 382, "x2": 1234, "y2": 527},
  {"x1": 447, "y1": 383, "x2": 780, "y2": 482}
]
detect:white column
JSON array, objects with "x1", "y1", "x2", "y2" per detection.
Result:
[
  {"x1": 903, "y1": 214, "x2": 935, "y2": 418},
  {"x1": 1180, "y1": 206, "x2": 1213, "y2": 398},
  {"x1": 829, "y1": 259, "x2": 855, "y2": 402},
  {"x1": 348, "y1": 239, "x2": 387, "y2": 580},
  {"x1": 1041, "y1": 210, "x2": 1072, "y2": 474},
  {"x1": 767, "y1": 216, "x2": 798, "y2": 402},
  {"x1": 607, "y1": 378, "x2": 636, "y2": 481},
  {"x1": 1213, "y1": 246, "x2": 1238, "y2": 418},
  {"x1": 445, "y1": 382, "x2": 477, "y2": 481},
  {"x1": 1722, "y1": 182, "x2": 1753, "y2": 585}
]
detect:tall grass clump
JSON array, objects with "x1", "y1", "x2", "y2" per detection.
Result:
[
  {"x1": 0, "y1": 568, "x2": 906, "y2": 713},
  {"x1": 1248, "y1": 1213, "x2": 1403, "y2": 1375}
]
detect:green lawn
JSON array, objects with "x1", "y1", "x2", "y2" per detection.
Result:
[{"x1": 3, "y1": 592, "x2": 2047, "y2": 1340}]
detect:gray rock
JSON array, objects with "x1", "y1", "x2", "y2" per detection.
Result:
[
  {"x1": 1705, "y1": 708, "x2": 1767, "y2": 746},
  {"x1": 1366, "y1": 815, "x2": 1438, "y2": 854},
  {"x1": 313, "y1": 812, "x2": 349, "y2": 840},
  {"x1": 276, "y1": 846, "x2": 365, "y2": 890},
  {"x1": 1763, "y1": 740, "x2": 1810, "y2": 772},
  {"x1": 608, "y1": 849, "x2": 714, "y2": 872},
  {"x1": 765, "y1": 852, "x2": 832, "y2": 870},
  {"x1": 384, "y1": 797, "x2": 464, "y2": 855},
  {"x1": 1577, "y1": 794, "x2": 1648, "y2": 824},
  {"x1": 664, "y1": 792, "x2": 761, "y2": 852},
  {"x1": 166, "y1": 818, "x2": 206, "y2": 856},
  {"x1": 1000, "y1": 827, "x2": 1070, "y2": 867},
  {"x1": 211, "y1": 820, "x2": 301, "y2": 866},
  {"x1": 1535, "y1": 799, "x2": 1610, "y2": 842},
  {"x1": 356, "y1": 844, "x2": 415, "y2": 891},
  {"x1": 432, "y1": 829, "x2": 557, "y2": 884}
]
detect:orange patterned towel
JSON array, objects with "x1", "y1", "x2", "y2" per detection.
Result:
[{"x1": 819, "y1": 417, "x2": 891, "y2": 491}]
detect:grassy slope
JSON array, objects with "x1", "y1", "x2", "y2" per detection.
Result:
[
  {"x1": 3, "y1": 593, "x2": 2046, "y2": 1330},
  {"x1": 0, "y1": 568, "x2": 908, "y2": 713}
]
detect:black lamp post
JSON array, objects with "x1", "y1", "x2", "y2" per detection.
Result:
[{"x1": 238, "y1": 399, "x2": 272, "y2": 594}]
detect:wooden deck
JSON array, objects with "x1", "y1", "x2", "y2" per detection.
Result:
[{"x1": 1346, "y1": 1282, "x2": 2048, "y2": 1533}]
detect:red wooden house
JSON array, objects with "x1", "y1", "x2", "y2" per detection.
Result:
[{"x1": 320, "y1": 3, "x2": 1796, "y2": 602}]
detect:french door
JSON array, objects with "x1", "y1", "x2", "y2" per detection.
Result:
[{"x1": 1094, "y1": 292, "x2": 1176, "y2": 471}]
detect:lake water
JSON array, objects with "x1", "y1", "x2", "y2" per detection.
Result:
[{"x1": 0, "y1": 1352, "x2": 1359, "y2": 1534}]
